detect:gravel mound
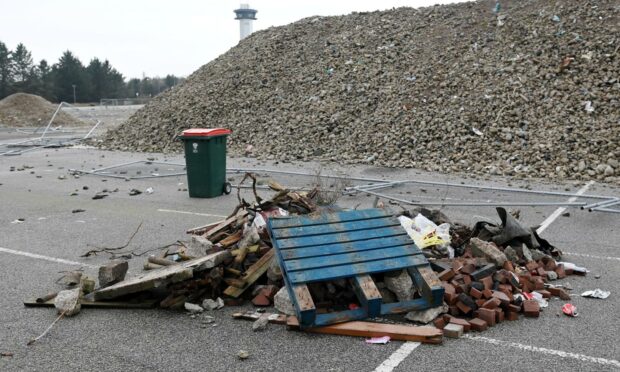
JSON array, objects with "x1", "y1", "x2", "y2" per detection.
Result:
[
  {"x1": 0, "y1": 93, "x2": 84, "y2": 127},
  {"x1": 101, "y1": 0, "x2": 620, "y2": 182}
]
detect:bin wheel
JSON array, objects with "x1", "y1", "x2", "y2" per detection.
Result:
[{"x1": 223, "y1": 182, "x2": 232, "y2": 195}]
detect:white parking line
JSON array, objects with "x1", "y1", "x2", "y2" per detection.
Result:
[
  {"x1": 536, "y1": 181, "x2": 594, "y2": 234},
  {"x1": 564, "y1": 252, "x2": 620, "y2": 261},
  {"x1": 373, "y1": 342, "x2": 420, "y2": 372},
  {"x1": 0, "y1": 247, "x2": 96, "y2": 268},
  {"x1": 464, "y1": 335, "x2": 620, "y2": 368},
  {"x1": 157, "y1": 209, "x2": 227, "y2": 218}
]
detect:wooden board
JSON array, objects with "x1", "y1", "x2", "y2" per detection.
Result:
[
  {"x1": 94, "y1": 251, "x2": 230, "y2": 301},
  {"x1": 223, "y1": 249, "x2": 274, "y2": 298},
  {"x1": 24, "y1": 298, "x2": 159, "y2": 309},
  {"x1": 286, "y1": 317, "x2": 442, "y2": 344}
]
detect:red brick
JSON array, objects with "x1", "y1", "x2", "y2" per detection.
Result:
[
  {"x1": 502, "y1": 260, "x2": 515, "y2": 272},
  {"x1": 508, "y1": 304, "x2": 521, "y2": 312},
  {"x1": 463, "y1": 275, "x2": 472, "y2": 285},
  {"x1": 533, "y1": 277, "x2": 545, "y2": 290},
  {"x1": 526, "y1": 261, "x2": 539, "y2": 272},
  {"x1": 482, "y1": 289, "x2": 493, "y2": 299},
  {"x1": 495, "y1": 308, "x2": 505, "y2": 323},
  {"x1": 443, "y1": 282, "x2": 456, "y2": 294},
  {"x1": 442, "y1": 314, "x2": 453, "y2": 323},
  {"x1": 469, "y1": 318, "x2": 488, "y2": 332},
  {"x1": 444, "y1": 292, "x2": 458, "y2": 305},
  {"x1": 555, "y1": 265, "x2": 566, "y2": 279},
  {"x1": 456, "y1": 301, "x2": 472, "y2": 315},
  {"x1": 565, "y1": 268, "x2": 574, "y2": 275},
  {"x1": 475, "y1": 299, "x2": 486, "y2": 307},
  {"x1": 544, "y1": 259, "x2": 557, "y2": 271},
  {"x1": 252, "y1": 293, "x2": 271, "y2": 307},
  {"x1": 438, "y1": 269, "x2": 456, "y2": 281},
  {"x1": 478, "y1": 308, "x2": 496, "y2": 327},
  {"x1": 557, "y1": 288, "x2": 571, "y2": 300},
  {"x1": 449, "y1": 317, "x2": 471, "y2": 332},
  {"x1": 452, "y1": 261, "x2": 463, "y2": 272},
  {"x1": 482, "y1": 298, "x2": 501, "y2": 309},
  {"x1": 523, "y1": 300, "x2": 540, "y2": 317},
  {"x1": 451, "y1": 280, "x2": 462, "y2": 293},
  {"x1": 433, "y1": 317, "x2": 446, "y2": 329},
  {"x1": 498, "y1": 284, "x2": 512, "y2": 294},
  {"x1": 480, "y1": 276, "x2": 493, "y2": 290},
  {"x1": 506, "y1": 311, "x2": 519, "y2": 321},
  {"x1": 449, "y1": 305, "x2": 460, "y2": 316},
  {"x1": 470, "y1": 287, "x2": 483, "y2": 299},
  {"x1": 536, "y1": 267, "x2": 547, "y2": 277},
  {"x1": 491, "y1": 291, "x2": 511, "y2": 306},
  {"x1": 461, "y1": 263, "x2": 476, "y2": 275},
  {"x1": 537, "y1": 290, "x2": 551, "y2": 299}
]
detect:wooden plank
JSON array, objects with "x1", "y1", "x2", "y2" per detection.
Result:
[
  {"x1": 408, "y1": 265, "x2": 444, "y2": 306},
  {"x1": 380, "y1": 297, "x2": 437, "y2": 315},
  {"x1": 291, "y1": 284, "x2": 316, "y2": 327},
  {"x1": 271, "y1": 216, "x2": 398, "y2": 239},
  {"x1": 351, "y1": 275, "x2": 382, "y2": 318},
  {"x1": 203, "y1": 210, "x2": 248, "y2": 239},
  {"x1": 223, "y1": 249, "x2": 275, "y2": 298},
  {"x1": 219, "y1": 230, "x2": 243, "y2": 248},
  {"x1": 24, "y1": 298, "x2": 159, "y2": 309},
  {"x1": 288, "y1": 254, "x2": 426, "y2": 284},
  {"x1": 284, "y1": 245, "x2": 422, "y2": 272},
  {"x1": 269, "y1": 209, "x2": 388, "y2": 229},
  {"x1": 288, "y1": 318, "x2": 443, "y2": 344},
  {"x1": 186, "y1": 219, "x2": 225, "y2": 234},
  {"x1": 277, "y1": 226, "x2": 407, "y2": 249},
  {"x1": 232, "y1": 311, "x2": 288, "y2": 325},
  {"x1": 280, "y1": 236, "x2": 415, "y2": 260},
  {"x1": 94, "y1": 251, "x2": 231, "y2": 300}
]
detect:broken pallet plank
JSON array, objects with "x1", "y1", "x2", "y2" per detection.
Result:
[
  {"x1": 203, "y1": 211, "x2": 248, "y2": 239},
  {"x1": 93, "y1": 251, "x2": 231, "y2": 301},
  {"x1": 223, "y1": 249, "x2": 275, "y2": 298},
  {"x1": 286, "y1": 317, "x2": 442, "y2": 344}
]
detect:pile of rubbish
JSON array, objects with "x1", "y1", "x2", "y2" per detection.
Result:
[
  {"x1": 0, "y1": 93, "x2": 84, "y2": 127},
  {"x1": 29, "y1": 174, "x2": 605, "y2": 344},
  {"x1": 101, "y1": 0, "x2": 620, "y2": 182}
]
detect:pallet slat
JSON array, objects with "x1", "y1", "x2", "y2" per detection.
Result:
[
  {"x1": 271, "y1": 216, "x2": 398, "y2": 239},
  {"x1": 269, "y1": 208, "x2": 388, "y2": 229},
  {"x1": 277, "y1": 226, "x2": 407, "y2": 249}
]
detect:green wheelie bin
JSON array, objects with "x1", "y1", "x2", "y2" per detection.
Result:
[{"x1": 179, "y1": 128, "x2": 232, "y2": 198}]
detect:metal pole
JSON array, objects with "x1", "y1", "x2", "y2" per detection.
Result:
[
  {"x1": 355, "y1": 188, "x2": 586, "y2": 207},
  {"x1": 83, "y1": 120, "x2": 102, "y2": 139},
  {"x1": 583, "y1": 198, "x2": 620, "y2": 211},
  {"x1": 72, "y1": 85, "x2": 76, "y2": 104},
  {"x1": 40, "y1": 102, "x2": 66, "y2": 139}
]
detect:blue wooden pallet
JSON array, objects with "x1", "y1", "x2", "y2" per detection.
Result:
[{"x1": 267, "y1": 208, "x2": 444, "y2": 328}]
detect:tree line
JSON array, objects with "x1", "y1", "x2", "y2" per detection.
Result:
[{"x1": 0, "y1": 41, "x2": 184, "y2": 103}]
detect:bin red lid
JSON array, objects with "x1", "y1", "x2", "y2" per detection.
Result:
[{"x1": 181, "y1": 128, "x2": 231, "y2": 137}]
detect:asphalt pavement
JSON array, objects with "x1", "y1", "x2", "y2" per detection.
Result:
[{"x1": 0, "y1": 144, "x2": 619, "y2": 372}]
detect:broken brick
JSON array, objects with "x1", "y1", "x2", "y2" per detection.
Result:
[
  {"x1": 525, "y1": 261, "x2": 539, "y2": 272},
  {"x1": 456, "y1": 301, "x2": 472, "y2": 315},
  {"x1": 537, "y1": 290, "x2": 551, "y2": 299},
  {"x1": 495, "y1": 308, "x2": 504, "y2": 323},
  {"x1": 252, "y1": 293, "x2": 271, "y2": 307},
  {"x1": 469, "y1": 318, "x2": 488, "y2": 332},
  {"x1": 481, "y1": 298, "x2": 501, "y2": 310},
  {"x1": 449, "y1": 317, "x2": 471, "y2": 332},
  {"x1": 523, "y1": 300, "x2": 540, "y2": 317},
  {"x1": 478, "y1": 308, "x2": 496, "y2": 327},
  {"x1": 480, "y1": 276, "x2": 493, "y2": 290},
  {"x1": 470, "y1": 287, "x2": 483, "y2": 299},
  {"x1": 502, "y1": 260, "x2": 515, "y2": 272},
  {"x1": 482, "y1": 289, "x2": 493, "y2": 299},
  {"x1": 438, "y1": 269, "x2": 456, "y2": 281},
  {"x1": 506, "y1": 311, "x2": 519, "y2": 321},
  {"x1": 491, "y1": 291, "x2": 511, "y2": 306},
  {"x1": 433, "y1": 317, "x2": 446, "y2": 329},
  {"x1": 443, "y1": 323, "x2": 464, "y2": 338},
  {"x1": 461, "y1": 263, "x2": 476, "y2": 275},
  {"x1": 471, "y1": 264, "x2": 497, "y2": 281},
  {"x1": 555, "y1": 265, "x2": 567, "y2": 279}
]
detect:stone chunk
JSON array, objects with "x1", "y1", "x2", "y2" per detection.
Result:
[
  {"x1": 469, "y1": 238, "x2": 507, "y2": 267},
  {"x1": 384, "y1": 270, "x2": 414, "y2": 301},
  {"x1": 443, "y1": 323, "x2": 464, "y2": 338},
  {"x1": 98, "y1": 260, "x2": 128, "y2": 288},
  {"x1": 405, "y1": 304, "x2": 448, "y2": 324},
  {"x1": 274, "y1": 287, "x2": 296, "y2": 316},
  {"x1": 54, "y1": 288, "x2": 82, "y2": 316},
  {"x1": 184, "y1": 302, "x2": 204, "y2": 313}
]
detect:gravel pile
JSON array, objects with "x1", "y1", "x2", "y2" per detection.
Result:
[
  {"x1": 0, "y1": 93, "x2": 84, "y2": 127},
  {"x1": 102, "y1": 0, "x2": 620, "y2": 182}
]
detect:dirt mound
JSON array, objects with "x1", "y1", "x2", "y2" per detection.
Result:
[
  {"x1": 101, "y1": 0, "x2": 620, "y2": 183},
  {"x1": 0, "y1": 93, "x2": 84, "y2": 127}
]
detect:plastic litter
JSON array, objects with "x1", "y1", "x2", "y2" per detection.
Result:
[
  {"x1": 145, "y1": 187, "x2": 154, "y2": 194},
  {"x1": 366, "y1": 336, "x2": 391, "y2": 344},
  {"x1": 581, "y1": 289, "x2": 610, "y2": 299},
  {"x1": 398, "y1": 214, "x2": 451, "y2": 249},
  {"x1": 531, "y1": 291, "x2": 549, "y2": 308},
  {"x1": 557, "y1": 262, "x2": 588, "y2": 274},
  {"x1": 562, "y1": 303, "x2": 577, "y2": 317}
]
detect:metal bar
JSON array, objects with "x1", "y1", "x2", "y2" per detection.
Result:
[
  {"x1": 83, "y1": 120, "x2": 102, "y2": 139},
  {"x1": 591, "y1": 207, "x2": 620, "y2": 214},
  {"x1": 584, "y1": 198, "x2": 620, "y2": 211},
  {"x1": 355, "y1": 188, "x2": 586, "y2": 207},
  {"x1": 40, "y1": 102, "x2": 67, "y2": 138}
]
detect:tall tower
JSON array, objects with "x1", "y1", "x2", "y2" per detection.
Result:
[{"x1": 234, "y1": 4, "x2": 257, "y2": 40}]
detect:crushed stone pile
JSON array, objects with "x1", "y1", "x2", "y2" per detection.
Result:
[
  {"x1": 0, "y1": 93, "x2": 84, "y2": 127},
  {"x1": 101, "y1": 0, "x2": 620, "y2": 183}
]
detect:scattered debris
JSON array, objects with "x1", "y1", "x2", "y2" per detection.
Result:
[
  {"x1": 98, "y1": 260, "x2": 129, "y2": 288},
  {"x1": 366, "y1": 336, "x2": 390, "y2": 344},
  {"x1": 237, "y1": 350, "x2": 250, "y2": 360},
  {"x1": 129, "y1": 189, "x2": 142, "y2": 196},
  {"x1": 581, "y1": 289, "x2": 610, "y2": 299},
  {"x1": 54, "y1": 288, "x2": 82, "y2": 316},
  {"x1": 184, "y1": 302, "x2": 204, "y2": 313},
  {"x1": 71, "y1": 209, "x2": 86, "y2": 214},
  {"x1": 562, "y1": 303, "x2": 578, "y2": 317}
]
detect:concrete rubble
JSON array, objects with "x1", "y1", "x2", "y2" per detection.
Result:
[{"x1": 100, "y1": 0, "x2": 620, "y2": 184}]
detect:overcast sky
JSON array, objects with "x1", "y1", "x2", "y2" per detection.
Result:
[{"x1": 0, "y1": 0, "x2": 466, "y2": 79}]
